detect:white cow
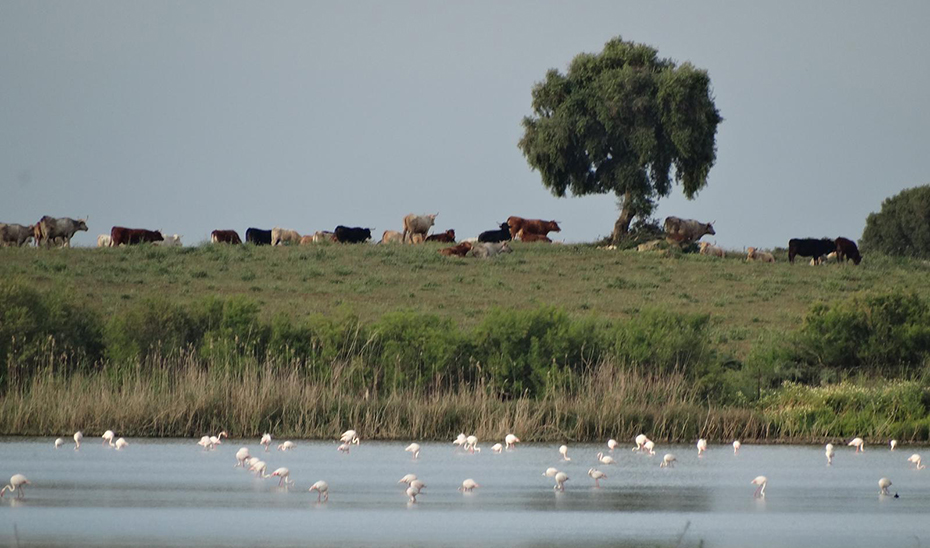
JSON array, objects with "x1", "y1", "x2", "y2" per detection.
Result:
[
  {"x1": 402, "y1": 214, "x2": 436, "y2": 244},
  {"x1": 470, "y1": 241, "x2": 513, "y2": 259},
  {"x1": 271, "y1": 228, "x2": 301, "y2": 246},
  {"x1": 699, "y1": 241, "x2": 725, "y2": 258},
  {"x1": 96, "y1": 234, "x2": 112, "y2": 248},
  {"x1": 746, "y1": 247, "x2": 774, "y2": 263},
  {"x1": 154, "y1": 234, "x2": 182, "y2": 247}
]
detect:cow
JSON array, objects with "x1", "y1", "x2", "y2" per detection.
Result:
[
  {"x1": 299, "y1": 235, "x2": 315, "y2": 245},
  {"x1": 746, "y1": 247, "x2": 775, "y2": 263},
  {"x1": 110, "y1": 226, "x2": 164, "y2": 246},
  {"x1": 788, "y1": 238, "x2": 835, "y2": 264},
  {"x1": 425, "y1": 229, "x2": 455, "y2": 243},
  {"x1": 0, "y1": 223, "x2": 36, "y2": 247},
  {"x1": 810, "y1": 251, "x2": 838, "y2": 266},
  {"x1": 439, "y1": 241, "x2": 473, "y2": 257},
  {"x1": 478, "y1": 222, "x2": 512, "y2": 243},
  {"x1": 211, "y1": 230, "x2": 241, "y2": 244},
  {"x1": 835, "y1": 237, "x2": 862, "y2": 265},
  {"x1": 699, "y1": 241, "x2": 725, "y2": 258},
  {"x1": 664, "y1": 216, "x2": 715, "y2": 246},
  {"x1": 517, "y1": 231, "x2": 552, "y2": 243},
  {"x1": 96, "y1": 234, "x2": 112, "y2": 248},
  {"x1": 156, "y1": 234, "x2": 183, "y2": 247},
  {"x1": 508, "y1": 216, "x2": 561, "y2": 238},
  {"x1": 246, "y1": 228, "x2": 272, "y2": 245},
  {"x1": 471, "y1": 241, "x2": 513, "y2": 258},
  {"x1": 637, "y1": 239, "x2": 665, "y2": 252},
  {"x1": 381, "y1": 230, "x2": 404, "y2": 244},
  {"x1": 334, "y1": 226, "x2": 372, "y2": 244},
  {"x1": 313, "y1": 231, "x2": 337, "y2": 243},
  {"x1": 36, "y1": 216, "x2": 88, "y2": 247},
  {"x1": 402, "y1": 214, "x2": 437, "y2": 244},
  {"x1": 270, "y1": 228, "x2": 301, "y2": 246}
]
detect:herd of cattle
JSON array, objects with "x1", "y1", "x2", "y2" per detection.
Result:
[{"x1": 0, "y1": 214, "x2": 862, "y2": 265}]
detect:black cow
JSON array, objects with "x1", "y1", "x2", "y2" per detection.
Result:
[
  {"x1": 478, "y1": 222, "x2": 512, "y2": 243},
  {"x1": 788, "y1": 238, "x2": 835, "y2": 263},
  {"x1": 334, "y1": 226, "x2": 372, "y2": 244},
  {"x1": 835, "y1": 237, "x2": 862, "y2": 265},
  {"x1": 246, "y1": 228, "x2": 272, "y2": 245}
]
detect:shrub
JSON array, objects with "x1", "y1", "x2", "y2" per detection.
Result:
[
  {"x1": 104, "y1": 297, "x2": 198, "y2": 364},
  {"x1": 861, "y1": 184, "x2": 930, "y2": 259}
]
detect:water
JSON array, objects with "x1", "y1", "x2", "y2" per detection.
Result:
[{"x1": 1, "y1": 438, "x2": 928, "y2": 547}]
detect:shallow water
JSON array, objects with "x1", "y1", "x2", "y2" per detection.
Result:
[{"x1": 1, "y1": 438, "x2": 928, "y2": 547}]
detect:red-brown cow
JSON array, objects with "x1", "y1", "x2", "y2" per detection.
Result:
[
  {"x1": 425, "y1": 229, "x2": 455, "y2": 243},
  {"x1": 211, "y1": 230, "x2": 242, "y2": 244},
  {"x1": 111, "y1": 226, "x2": 164, "y2": 246},
  {"x1": 518, "y1": 231, "x2": 552, "y2": 243},
  {"x1": 439, "y1": 241, "x2": 472, "y2": 257},
  {"x1": 507, "y1": 216, "x2": 561, "y2": 238}
]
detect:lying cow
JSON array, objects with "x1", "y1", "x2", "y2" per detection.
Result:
[
  {"x1": 271, "y1": 228, "x2": 301, "y2": 246},
  {"x1": 211, "y1": 230, "x2": 241, "y2": 244},
  {"x1": 788, "y1": 238, "x2": 834, "y2": 263},
  {"x1": 699, "y1": 241, "x2": 725, "y2": 258},
  {"x1": 835, "y1": 237, "x2": 862, "y2": 265},
  {"x1": 156, "y1": 234, "x2": 183, "y2": 247},
  {"x1": 111, "y1": 226, "x2": 164, "y2": 246},
  {"x1": 508, "y1": 216, "x2": 561, "y2": 239},
  {"x1": 0, "y1": 223, "x2": 36, "y2": 247},
  {"x1": 810, "y1": 252, "x2": 838, "y2": 266},
  {"x1": 402, "y1": 213, "x2": 436, "y2": 244},
  {"x1": 746, "y1": 247, "x2": 775, "y2": 263},
  {"x1": 478, "y1": 222, "x2": 512, "y2": 243},
  {"x1": 97, "y1": 234, "x2": 112, "y2": 248},
  {"x1": 471, "y1": 241, "x2": 513, "y2": 258},
  {"x1": 425, "y1": 229, "x2": 455, "y2": 243},
  {"x1": 664, "y1": 216, "x2": 715, "y2": 246},
  {"x1": 36, "y1": 216, "x2": 88, "y2": 247},
  {"x1": 439, "y1": 241, "x2": 472, "y2": 257},
  {"x1": 335, "y1": 226, "x2": 372, "y2": 244},
  {"x1": 381, "y1": 230, "x2": 403, "y2": 244},
  {"x1": 518, "y1": 231, "x2": 551, "y2": 243},
  {"x1": 246, "y1": 228, "x2": 272, "y2": 245}
]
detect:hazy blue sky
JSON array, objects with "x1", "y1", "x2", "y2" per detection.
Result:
[{"x1": 2, "y1": 1, "x2": 928, "y2": 248}]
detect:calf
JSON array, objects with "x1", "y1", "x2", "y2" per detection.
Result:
[
  {"x1": 313, "y1": 231, "x2": 337, "y2": 243},
  {"x1": 211, "y1": 230, "x2": 241, "y2": 244},
  {"x1": 246, "y1": 228, "x2": 272, "y2": 245},
  {"x1": 518, "y1": 231, "x2": 551, "y2": 243},
  {"x1": 425, "y1": 229, "x2": 455, "y2": 243},
  {"x1": 439, "y1": 241, "x2": 472, "y2": 257},
  {"x1": 746, "y1": 247, "x2": 775, "y2": 263},
  {"x1": 508, "y1": 216, "x2": 561, "y2": 238},
  {"x1": 788, "y1": 238, "x2": 835, "y2": 263},
  {"x1": 97, "y1": 234, "x2": 112, "y2": 248},
  {"x1": 835, "y1": 237, "x2": 862, "y2": 265},
  {"x1": 111, "y1": 226, "x2": 164, "y2": 246},
  {"x1": 699, "y1": 241, "x2": 725, "y2": 258},
  {"x1": 299, "y1": 235, "x2": 315, "y2": 245},
  {"x1": 334, "y1": 226, "x2": 372, "y2": 244},
  {"x1": 478, "y1": 222, "x2": 512, "y2": 243},
  {"x1": 381, "y1": 230, "x2": 403, "y2": 244},
  {"x1": 0, "y1": 223, "x2": 36, "y2": 247},
  {"x1": 471, "y1": 241, "x2": 513, "y2": 258}
]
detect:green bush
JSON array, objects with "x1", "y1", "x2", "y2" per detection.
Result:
[
  {"x1": 370, "y1": 311, "x2": 465, "y2": 390},
  {"x1": 104, "y1": 297, "x2": 198, "y2": 364},
  {"x1": 612, "y1": 308, "x2": 714, "y2": 374},
  {"x1": 861, "y1": 184, "x2": 930, "y2": 259}
]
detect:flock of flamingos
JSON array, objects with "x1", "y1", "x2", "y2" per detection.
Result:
[{"x1": 1, "y1": 430, "x2": 926, "y2": 501}]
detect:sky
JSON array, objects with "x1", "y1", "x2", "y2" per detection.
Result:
[{"x1": 2, "y1": 1, "x2": 929, "y2": 248}]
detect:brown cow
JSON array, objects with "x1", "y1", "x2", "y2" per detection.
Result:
[
  {"x1": 517, "y1": 231, "x2": 551, "y2": 243},
  {"x1": 835, "y1": 237, "x2": 862, "y2": 265},
  {"x1": 111, "y1": 226, "x2": 164, "y2": 246},
  {"x1": 439, "y1": 241, "x2": 472, "y2": 257},
  {"x1": 425, "y1": 229, "x2": 455, "y2": 243},
  {"x1": 507, "y1": 216, "x2": 561, "y2": 238},
  {"x1": 665, "y1": 217, "x2": 715, "y2": 246},
  {"x1": 211, "y1": 230, "x2": 242, "y2": 244}
]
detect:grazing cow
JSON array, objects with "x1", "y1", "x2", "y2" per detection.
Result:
[
  {"x1": 699, "y1": 241, "x2": 725, "y2": 258},
  {"x1": 835, "y1": 237, "x2": 862, "y2": 265},
  {"x1": 334, "y1": 226, "x2": 372, "y2": 244},
  {"x1": 156, "y1": 234, "x2": 183, "y2": 247},
  {"x1": 664, "y1": 217, "x2": 715, "y2": 246},
  {"x1": 425, "y1": 229, "x2": 455, "y2": 243},
  {"x1": 746, "y1": 247, "x2": 775, "y2": 263},
  {"x1": 96, "y1": 234, "x2": 112, "y2": 248},
  {"x1": 271, "y1": 228, "x2": 301, "y2": 246},
  {"x1": 788, "y1": 238, "x2": 835, "y2": 264},
  {"x1": 0, "y1": 223, "x2": 36, "y2": 247},
  {"x1": 439, "y1": 241, "x2": 473, "y2": 257},
  {"x1": 402, "y1": 214, "x2": 437, "y2": 244},
  {"x1": 246, "y1": 228, "x2": 272, "y2": 245},
  {"x1": 471, "y1": 241, "x2": 513, "y2": 258},
  {"x1": 299, "y1": 235, "x2": 315, "y2": 245},
  {"x1": 508, "y1": 216, "x2": 561, "y2": 238},
  {"x1": 211, "y1": 230, "x2": 241, "y2": 244},
  {"x1": 36, "y1": 216, "x2": 89, "y2": 247},
  {"x1": 478, "y1": 222, "x2": 512, "y2": 243},
  {"x1": 381, "y1": 230, "x2": 403, "y2": 244},
  {"x1": 313, "y1": 231, "x2": 337, "y2": 243},
  {"x1": 110, "y1": 226, "x2": 164, "y2": 246},
  {"x1": 518, "y1": 231, "x2": 552, "y2": 243}
]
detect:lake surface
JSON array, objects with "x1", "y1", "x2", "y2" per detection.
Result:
[{"x1": 1, "y1": 438, "x2": 928, "y2": 547}]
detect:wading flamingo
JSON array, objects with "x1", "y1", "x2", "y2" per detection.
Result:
[
  {"x1": 660, "y1": 454, "x2": 676, "y2": 468},
  {"x1": 465, "y1": 435, "x2": 479, "y2": 453},
  {"x1": 596, "y1": 452, "x2": 616, "y2": 465},
  {"x1": 890, "y1": 439, "x2": 898, "y2": 451},
  {"x1": 878, "y1": 477, "x2": 892, "y2": 495},
  {"x1": 505, "y1": 434, "x2": 520, "y2": 450},
  {"x1": 0, "y1": 475, "x2": 29, "y2": 499},
  {"x1": 114, "y1": 438, "x2": 128, "y2": 450},
  {"x1": 751, "y1": 476, "x2": 767, "y2": 498},
  {"x1": 453, "y1": 433, "x2": 467, "y2": 448},
  {"x1": 607, "y1": 439, "x2": 619, "y2": 452},
  {"x1": 260, "y1": 433, "x2": 272, "y2": 452},
  {"x1": 825, "y1": 443, "x2": 835, "y2": 466},
  {"x1": 491, "y1": 443, "x2": 503, "y2": 453},
  {"x1": 588, "y1": 468, "x2": 607, "y2": 488},
  {"x1": 73, "y1": 431, "x2": 83, "y2": 450},
  {"x1": 340, "y1": 430, "x2": 359, "y2": 445},
  {"x1": 459, "y1": 479, "x2": 480, "y2": 492},
  {"x1": 406, "y1": 486, "x2": 419, "y2": 503},
  {"x1": 209, "y1": 431, "x2": 227, "y2": 449},
  {"x1": 337, "y1": 442, "x2": 351, "y2": 454},
  {"x1": 54, "y1": 438, "x2": 64, "y2": 449},
  {"x1": 409, "y1": 479, "x2": 425, "y2": 491},
  {"x1": 553, "y1": 471, "x2": 569, "y2": 491},
  {"x1": 309, "y1": 480, "x2": 329, "y2": 502},
  {"x1": 399, "y1": 473, "x2": 417, "y2": 485},
  {"x1": 848, "y1": 438, "x2": 864, "y2": 452},
  {"x1": 235, "y1": 447, "x2": 251, "y2": 467},
  {"x1": 250, "y1": 460, "x2": 269, "y2": 478},
  {"x1": 559, "y1": 445, "x2": 571, "y2": 461},
  {"x1": 633, "y1": 434, "x2": 647, "y2": 452},
  {"x1": 405, "y1": 443, "x2": 421, "y2": 459},
  {"x1": 102, "y1": 430, "x2": 115, "y2": 446},
  {"x1": 697, "y1": 439, "x2": 708, "y2": 456},
  {"x1": 278, "y1": 441, "x2": 296, "y2": 451},
  {"x1": 733, "y1": 441, "x2": 741, "y2": 455},
  {"x1": 271, "y1": 467, "x2": 294, "y2": 487},
  {"x1": 908, "y1": 454, "x2": 925, "y2": 470},
  {"x1": 542, "y1": 467, "x2": 558, "y2": 478},
  {"x1": 643, "y1": 440, "x2": 656, "y2": 455}
]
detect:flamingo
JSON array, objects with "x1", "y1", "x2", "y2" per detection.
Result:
[
  {"x1": 337, "y1": 442, "x2": 351, "y2": 454},
  {"x1": 453, "y1": 433, "x2": 467, "y2": 448},
  {"x1": 271, "y1": 467, "x2": 294, "y2": 487},
  {"x1": 340, "y1": 429, "x2": 359, "y2": 445},
  {"x1": 588, "y1": 468, "x2": 607, "y2": 488},
  {"x1": 459, "y1": 478, "x2": 480, "y2": 492},
  {"x1": 553, "y1": 471, "x2": 569, "y2": 491},
  {"x1": 114, "y1": 438, "x2": 128, "y2": 450},
  {"x1": 235, "y1": 447, "x2": 251, "y2": 467},
  {"x1": 398, "y1": 473, "x2": 418, "y2": 485},
  {"x1": 848, "y1": 437, "x2": 864, "y2": 452},
  {"x1": 405, "y1": 443, "x2": 421, "y2": 459},
  {"x1": 309, "y1": 480, "x2": 329, "y2": 502},
  {"x1": 209, "y1": 431, "x2": 228, "y2": 449},
  {"x1": 542, "y1": 467, "x2": 558, "y2": 478},
  {"x1": 409, "y1": 479, "x2": 425, "y2": 491},
  {"x1": 660, "y1": 454, "x2": 676, "y2": 468},
  {"x1": 491, "y1": 443, "x2": 503, "y2": 454},
  {"x1": 643, "y1": 440, "x2": 656, "y2": 455},
  {"x1": 890, "y1": 440, "x2": 898, "y2": 451},
  {"x1": 277, "y1": 441, "x2": 296, "y2": 451},
  {"x1": 250, "y1": 460, "x2": 269, "y2": 478},
  {"x1": 907, "y1": 454, "x2": 925, "y2": 470},
  {"x1": 505, "y1": 434, "x2": 520, "y2": 449},
  {"x1": 596, "y1": 452, "x2": 616, "y2": 465},
  {"x1": 633, "y1": 434, "x2": 647, "y2": 451},
  {"x1": 198, "y1": 436, "x2": 212, "y2": 450},
  {"x1": 0, "y1": 475, "x2": 29, "y2": 499},
  {"x1": 733, "y1": 441, "x2": 741, "y2": 455},
  {"x1": 559, "y1": 445, "x2": 571, "y2": 461},
  {"x1": 878, "y1": 477, "x2": 892, "y2": 496},
  {"x1": 406, "y1": 486, "x2": 420, "y2": 503},
  {"x1": 697, "y1": 438, "x2": 708, "y2": 456},
  {"x1": 102, "y1": 430, "x2": 115, "y2": 446},
  {"x1": 607, "y1": 439, "x2": 619, "y2": 452},
  {"x1": 54, "y1": 438, "x2": 64, "y2": 449},
  {"x1": 825, "y1": 443, "x2": 835, "y2": 466},
  {"x1": 751, "y1": 476, "x2": 767, "y2": 498},
  {"x1": 246, "y1": 457, "x2": 261, "y2": 469},
  {"x1": 260, "y1": 433, "x2": 272, "y2": 452},
  {"x1": 73, "y1": 431, "x2": 83, "y2": 450},
  {"x1": 465, "y1": 435, "x2": 479, "y2": 453}
]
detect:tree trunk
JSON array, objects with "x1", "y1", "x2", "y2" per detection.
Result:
[{"x1": 610, "y1": 191, "x2": 636, "y2": 244}]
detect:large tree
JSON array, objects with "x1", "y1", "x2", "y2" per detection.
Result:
[
  {"x1": 518, "y1": 37, "x2": 722, "y2": 243},
  {"x1": 860, "y1": 185, "x2": 930, "y2": 259}
]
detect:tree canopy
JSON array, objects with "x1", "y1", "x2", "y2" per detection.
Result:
[
  {"x1": 860, "y1": 185, "x2": 930, "y2": 259},
  {"x1": 518, "y1": 37, "x2": 722, "y2": 242}
]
